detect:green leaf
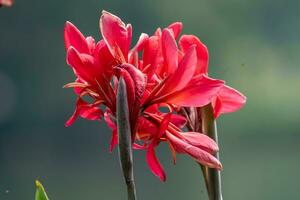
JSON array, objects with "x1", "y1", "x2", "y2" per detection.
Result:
[{"x1": 35, "y1": 180, "x2": 50, "y2": 200}]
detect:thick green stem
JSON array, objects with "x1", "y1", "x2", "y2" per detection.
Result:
[
  {"x1": 200, "y1": 104, "x2": 223, "y2": 200},
  {"x1": 116, "y1": 77, "x2": 137, "y2": 200}
]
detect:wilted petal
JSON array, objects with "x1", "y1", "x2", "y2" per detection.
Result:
[
  {"x1": 213, "y1": 85, "x2": 246, "y2": 118},
  {"x1": 179, "y1": 35, "x2": 209, "y2": 74},
  {"x1": 64, "y1": 21, "x2": 90, "y2": 53}
]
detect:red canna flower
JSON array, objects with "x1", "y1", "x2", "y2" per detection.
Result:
[
  {"x1": 63, "y1": 10, "x2": 245, "y2": 182},
  {"x1": 139, "y1": 28, "x2": 225, "y2": 109},
  {"x1": 0, "y1": 0, "x2": 13, "y2": 7},
  {"x1": 63, "y1": 11, "x2": 147, "y2": 146},
  {"x1": 179, "y1": 34, "x2": 246, "y2": 118}
]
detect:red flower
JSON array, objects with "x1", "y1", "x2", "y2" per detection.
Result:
[
  {"x1": 179, "y1": 35, "x2": 246, "y2": 118},
  {"x1": 141, "y1": 28, "x2": 225, "y2": 108},
  {"x1": 0, "y1": 0, "x2": 13, "y2": 7},
  {"x1": 64, "y1": 11, "x2": 147, "y2": 144},
  {"x1": 63, "y1": 10, "x2": 246, "y2": 181},
  {"x1": 135, "y1": 111, "x2": 222, "y2": 181}
]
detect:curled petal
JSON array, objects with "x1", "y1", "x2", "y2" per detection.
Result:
[
  {"x1": 100, "y1": 10, "x2": 131, "y2": 61},
  {"x1": 168, "y1": 22, "x2": 183, "y2": 39},
  {"x1": 66, "y1": 47, "x2": 95, "y2": 83},
  {"x1": 93, "y1": 40, "x2": 115, "y2": 76},
  {"x1": 129, "y1": 33, "x2": 149, "y2": 65},
  {"x1": 213, "y1": 85, "x2": 247, "y2": 118},
  {"x1": 179, "y1": 35, "x2": 209, "y2": 74},
  {"x1": 143, "y1": 36, "x2": 160, "y2": 79},
  {"x1": 104, "y1": 111, "x2": 118, "y2": 152},
  {"x1": 180, "y1": 132, "x2": 219, "y2": 153},
  {"x1": 65, "y1": 98, "x2": 102, "y2": 127},
  {"x1": 166, "y1": 131, "x2": 222, "y2": 170},
  {"x1": 86, "y1": 36, "x2": 95, "y2": 52},
  {"x1": 157, "y1": 114, "x2": 171, "y2": 138},
  {"x1": 162, "y1": 28, "x2": 178, "y2": 74},
  {"x1": 146, "y1": 143, "x2": 166, "y2": 181},
  {"x1": 64, "y1": 21, "x2": 90, "y2": 53},
  {"x1": 109, "y1": 130, "x2": 118, "y2": 152},
  {"x1": 115, "y1": 64, "x2": 147, "y2": 138},
  {"x1": 132, "y1": 33, "x2": 149, "y2": 52}
]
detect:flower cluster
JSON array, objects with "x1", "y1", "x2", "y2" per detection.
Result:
[{"x1": 63, "y1": 11, "x2": 246, "y2": 181}]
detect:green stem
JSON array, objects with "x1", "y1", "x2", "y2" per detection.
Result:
[
  {"x1": 200, "y1": 104, "x2": 223, "y2": 200},
  {"x1": 116, "y1": 77, "x2": 137, "y2": 200}
]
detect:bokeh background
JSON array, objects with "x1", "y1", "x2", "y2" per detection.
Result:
[{"x1": 1, "y1": 0, "x2": 299, "y2": 199}]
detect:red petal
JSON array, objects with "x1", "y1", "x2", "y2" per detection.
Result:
[
  {"x1": 104, "y1": 111, "x2": 116, "y2": 130},
  {"x1": 162, "y1": 45, "x2": 197, "y2": 93},
  {"x1": 132, "y1": 33, "x2": 149, "y2": 52},
  {"x1": 163, "y1": 75, "x2": 224, "y2": 107},
  {"x1": 94, "y1": 40, "x2": 115, "y2": 76},
  {"x1": 137, "y1": 117, "x2": 158, "y2": 140},
  {"x1": 169, "y1": 114, "x2": 186, "y2": 128},
  {"x1": 157, "y1": 114, "x2": 171, "y2": 138},
  {"x1": 117, "y1": 63, "x2": 146, "y2": 107},
  {"x1": 100, "y1": 11, "x2": 131, "y2": 61},
  {"x1": 79, "y1": 106, "x2": 102, "y2": 120},
  {"x1": 115, "y1": 64, "x2": 146, "y2": 138},
  {"x1": 66, "y1": 47, "x2": 96, "y2": 83},
  {"x1": 109, "y1": 129, "x2": 118, "y2": 152},
  {"x1": 167, "y1": 141, "x2": 177, "y2": 164},
  {"x1": 213, "y1": 85, "x2": 246, "y2": 118},
  {"x1": 65, "y1": 98, "x2": 102, "y2": 127},
  {"x1": 143, "y1": 36, "x2": 160, "y2": 79},
  {"x1": 162, "y1": 28, "x2": 178, "y2": 74},
  {"x1": 180, "y1": 132, "x2": 219, "y2": 153},
  {"x1": 166, "y1": 132, "x2": 222, "y2": 170},
  {"x1": 168, "y1": 22, "x2": 183, "y2": 39},
  {"x1": 146, "y1": 143, "x2": 166, "y2": 181},
  {"x1": 104, "y1": 111, "x2": 118, "y2": 152},
  {"x1": 179, "y1": 35, "x2": 209, "y2": 74},
  {"x1": 129, "y1": 33, "x2": 149, "y2": 65},
  {"x1": 85, "y1": 36, "x2": 96, "y2": 52},
  {"x1": 64, "y1": 21, "x2": 90, "y2": 53}
]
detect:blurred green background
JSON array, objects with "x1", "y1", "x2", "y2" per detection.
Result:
[{"x1": 0, "y1": 0, "x2": 299, "y2": 199}]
